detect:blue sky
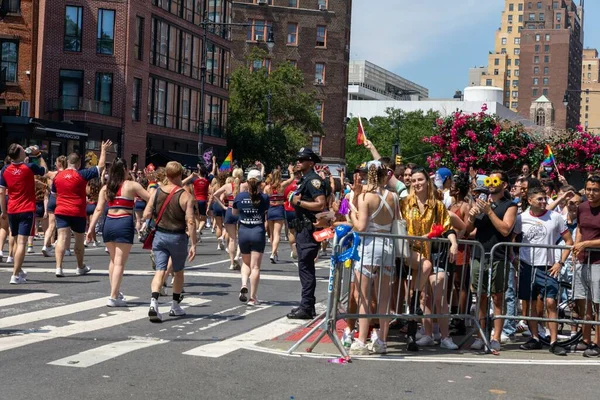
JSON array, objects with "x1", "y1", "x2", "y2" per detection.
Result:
[{"x1": 350, "y1": 0, "x2": 598, "y2": 98}]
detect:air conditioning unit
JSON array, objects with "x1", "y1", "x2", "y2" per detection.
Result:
[
  {"x1": 319, "y1": 4, "x2": 327, "y2": 11},
  {"x1": 257, "y1": 0, "x2": 268, "y2": 5},
  {"x1": 315, "y1": 78, "x2": 324, "y2": 85},
  {"x1": 20, "y1": 100, "x2": 30, "y2": 117},
  {"x1": 255, "y1": 34, "x2": 262, "y2": 41}
]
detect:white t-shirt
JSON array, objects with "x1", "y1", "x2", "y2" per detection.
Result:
[
  {"x1": 442, "y1": 190, "x2": 453, "y2": 209},
  {"x1": 514, "y1": 210, "x2": 568, "y2": 266}
]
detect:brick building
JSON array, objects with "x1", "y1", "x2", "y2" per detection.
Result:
[
  {"x1": 2, "y1": 0, "x2": 233, "y2": 167},
  {"x1": 230, "y1": 0, "x2": 352, "y2": 164},
  {"x1": 580, "y1": 48, "x2": 600, "y2": 133}
]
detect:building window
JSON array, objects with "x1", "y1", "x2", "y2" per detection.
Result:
[
  {"x1": 514, "y1": 69, "x2": 519, "y2": 77},
  {"x1": 493, "y1": 69, "x2": 499, "y2": 76},
  {"x1": 251, "y1": 58, "x2": 271, "y2": 73},
  {"x1": 534, "y1": 67, "x2": 539, "y2": 74},
  {"x1": 502, "y1": 38, "x2": 507, "y2": 45},
  {"x1": 542, "y1": 77, "x2": 548, "y2": 85},
  {"x1": 555, "y1": 24, "x2": 561, "y2": 29},
  {"x1": 95, "y1": 73, "x2": 113, "y2": 115},
  {"x1": 315, "y1": 62, "x2": 325, "y2": 83},
  {"x1": 134, "y1": 16, "x2": 144, "y2": 61},
  {"x1": 315, "y1": 101, "x2": 323, "y2": 121},
  {"x1": 539, "y1": 13, "x2": 544, "y2": 21},
  {"x1": 97, "y1": 9, "x2": 115, "y2": 55},
  {"x1": 535, "y1": 34, "x2": 540, "y2": 42},
  {"x1": 529, "y1": 13, "x2": 535, "y2": 21},
  {"x1": 287, "y1": 59, "x2": 297, "y2": 68},
  {"x1": 64, "y1": 6, "x2": 83, "y2": 52},
  {"x1": 247, "y1": 20, "x2": 272, "y2": 42},
  {"x1": 536, "y1": 109, "x2": 546, "y2": 126},
  {"x1": 508, "y1": 15, "x2": 513, "y2": 22},
  {"x1": 518, "y1": 3, "x2": 523, "y2": 11},
  {"x1": 312, "y1": 136, "x2": 321, "y2": 155},
  {"x1": 533, "y1": 88, "x2": 538, "y2": 97},
  {"x1": 507, "y1": 70, "x2": 512, "y2": 77},
  {"x1": 544, "y1": 56, "x2": 550, "y2": 63},
  {"x1": 514, "y1": 38, "x2": 520, "y2": 45},
  {"x1": 507, "y1": 59, "x2": 512, "y2": 66},
  {"x1": 536, "y1": 1, "x2": 542, "y2": 9},
  {"x1": 486, "y1": 79, "x2": 492, "y2": 86},
  {"x1": 512, "y1": 91, "x2": 518, "y2": 98},
  {"x1": 316, "y1": 26, "x2": 326, "y2": 47},
  {"x1": 533, "y1": 78, "x2": 539, "y2": 85},
  {"x1": 2, "y1": 0, "x2": 20, "y2": 13},
  {"x1": 318, "y1": 0, "x2": 327, "y2": 9},
  {"x1": 534, "y1": 56, "x2": 539, "y2": 64},
  {"x1": 59, "y1": 69, "x2": 83, "y2": 109},
  {"x1": 519, "y1": 14, "x2": 523, "y2": 22},
  {"x1": 513, "y1": 79, "x2": 519, "y2": 87},
  {"x1": 494, "y1": 58, "x2": 499, "y2": 66},
  {"x1": 254, "y1": 0, "x2": 273, "y2": 4},
  {"x1": 506, "y1": 80, "x2": 511, "y2": 88},
  {"x1": 288, "y1": 0, "x2": 298, "y2": 7},
  {"x1": 501, "y1": 48, "x2": 507, "y2": 54},
  {"x1": 545, "y1": 34, "x2": 550, "y2": 41},
  {"x1": 514, "y1": 48, "x2": 520, "y2": 55},
  {"x1": 512, "y1": 101, "x2": 518, "y2": 109},
  {"x1": 543, "y1": 88, "x2": 548, "y2": 96},
  {"x1": 589, "y1": 64, "x2": 592, "y2": 70},
  {"x1": 0, "y1": 40, "x2": 18, "y2": 82},
  {"x1": 132, "y1": 78, "x2": 141, "y2": 121},
  {"x1": 515, "y1": 59, "x2": 520, "y2": 66},
  {"x1": 552, "y1": 1, "x2": 558, "y2": 9},
  {"x1": 586, "y1": 105, "x2": 589, "y2": 111},
  {"x1": 508, "y1": 26, "x2": 513, "y2": 33},
  {"x1": 544, "y1": 44, "x2": 550, "y2": 52},
  {"x1": 556, "y1": 13, "x2": 561, "y2": 21},
  {"x1": 506, "y1": 91, "x2": 510, "y2": 98},
  {"x1": 287, "y1": 23, "x2": 298, "y2": 45},
  {"x1": 588, "y1": 73, "x2": 592, "y2": 80},
  {"x1": 586, "y1": 97, "x2": 589, "y2": 103},
  {"x1": 535, "y1": 44, "x2": 540, "y2": 52},
  {"x1": 509, "y1": 3, "x2": 514, "y2": 11}
]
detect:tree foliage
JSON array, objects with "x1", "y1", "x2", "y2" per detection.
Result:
[
  {"x1": 345, "y1": 108, "x2": 438, "y2": 169},
  {"x1": 227, "y1": 48, "x2": 322, "y2": 169}
]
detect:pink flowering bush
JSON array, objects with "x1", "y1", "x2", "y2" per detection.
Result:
[
  {"x1": 423, "y1": 105, "x2": 543, "y2": 174},
  {"x1": 551, "y1": 126, "x2": 600, "y2": 173}
]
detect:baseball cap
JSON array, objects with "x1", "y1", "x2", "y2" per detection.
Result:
[
  {"x1": 435, "y1": 168, "x2": 453, "y2": 184},
  {"x1": 247, "y1": 169, "x2": 262, "y2": 181}
]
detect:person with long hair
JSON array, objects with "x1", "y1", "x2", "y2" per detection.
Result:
[
  {"x1": 41, "y1": 156, "x2": 67, "y2": 257},
  {"x1": 208, "y1": 172, "x2": 228, "y2": 250},
  {"x1": 213, "y1": 168, "x2": 246, "y2": 270},
  {"x1": 27, "y1": 176, "x2": 49, "y2": 254},
  {"x1": 85, "y1": 177, "x2": 102, "y2": 247},
  {"x1": 348, "y1": 161, "x2": 399, "y2": 355},
  {"x1": 233, "y1": 169, "x2": 270, "y2": 305},
  {"x1": 182, "y1": 165, "x2": 211, "y2": 236},
  {"x1": 265, "y1": 169, "x2": 286, "y2": 263},
  {"x1": 134, "y1": 176, "x2": 149, "y2": 241},
  {"x1": 87, "y1": 158, "x2": 149, "y2": 306},
  {"x1": 400, "y1": 167, "x2": 459, "y2": 351}
]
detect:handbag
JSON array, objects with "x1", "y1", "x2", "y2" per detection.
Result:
[
  {"x1": 391, "y1": 193, "x2": 410, "y2": 259},
  {"x1": 141, "y1": 187, "x2": 183, "y2": 250}
]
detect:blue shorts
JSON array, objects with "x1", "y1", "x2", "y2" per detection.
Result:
[
  {"x1": 267, "y1": 205, "x2": 285, "y2": 221},
  {"x1": 212, "y1": 203, "x2": 225, "y2": 218},
  {"x1": 285, "y1": 210, "x2": 296, "y2": 225},
  {"x1": 238, "y1": 225, "x2": 266, "y2": 254},
  {"x1": 55, "y1": 214, "x2": 87, "y2": 234},
  {"x1": 8, "y1": 212, "x2": 35, "y2": 237},
  {"x1": 86, "y1": 203, "x2": 97, "y2": 217},
  {"x1": 152, "y1": 230, "x2": 189, "y2": 272},
  {"x1": 35, "y1": 202, "x2": 45, "y2": 218},
  {"x1": 224, "y1": 207, "x2": 239, "y2": 225},
  {"x1": 103, "y1": 214, "x2": 135, "y2": 244},
  {"x1": 518, "y1": 262, "x2": 560, "y2": 301},
  {"x1": 134, "y1": 200, "x2": 146, "y2": 212},
  {"x1": 197, "y1": 200, "x2": 207, "y2": 216},
  {"x1": 47, "y1": 194, "x2": 56, "y2": 213}
]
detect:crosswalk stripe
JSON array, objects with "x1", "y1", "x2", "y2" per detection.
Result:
[
  {"x1": 0, "y1": 293, "x2": 59, "y2": 308},
  {"x1": 0, "y1": 297, "x2": 210, "y2": 353},
  {"x1": 48, "y1": 338, "x2": 169, "y2": 368},
  {"x1": 0, "y1": 297, "x2": 126, "y2": 329}
]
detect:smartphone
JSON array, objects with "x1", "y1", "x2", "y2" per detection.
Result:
[{"x1": 478, "y1": 193, "x2": 488, "y2": 202}]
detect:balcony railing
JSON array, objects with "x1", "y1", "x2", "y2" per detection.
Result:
[{"x1": 47, "y1": 96, "x2": 112, "y2": 116}]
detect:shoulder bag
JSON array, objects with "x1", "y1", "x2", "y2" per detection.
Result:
[
  {"x1": 142, "y1": 187, "x2": 183, "y2": 250},
  {"x1": 391, "y1": 192, "x2": 410, "y2": 259}
]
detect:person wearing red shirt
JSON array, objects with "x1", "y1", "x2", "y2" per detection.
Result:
[
  {"x1": 182, "y1": 165, "x2": 212, "y2": 235},
  {"x1": 52, "y1": 140, "x2": 111, "y2": 277},
  {"x1": 0, "y1": 144, "x2": 47, "y2": 284}
]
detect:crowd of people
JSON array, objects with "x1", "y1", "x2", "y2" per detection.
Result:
[{"x1": 2, "y1": 141, "x2": 600, "y2": 359}]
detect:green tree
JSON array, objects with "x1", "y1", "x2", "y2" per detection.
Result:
[
  {"x1": 227, "y1": 48, "x2": 323, "y2": 169},
  {"x1": 345, "y1": 108, "x2": 438, "y2": 169}
]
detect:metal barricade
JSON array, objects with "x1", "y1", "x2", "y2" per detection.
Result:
[
  {"x1": 487, "y1": 243, "x2": 600, "y2": 350},
  {"x1": 288, "y1": 230, "x2": 491, "y2": 357}
]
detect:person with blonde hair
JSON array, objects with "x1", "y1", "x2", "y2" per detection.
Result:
[
  {"x1": 41, "y1": 155, "x2": 68, "y2": 257},
  {"x1": 213, "y1": 167, "x2": 246, "y2": 270},
  {"x1": 208, "y1": 172, "x2": 228, "y2": 250}
]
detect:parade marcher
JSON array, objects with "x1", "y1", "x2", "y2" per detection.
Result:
[
  {"x1": 233, "y1": 169, "x2": 269, "y2": 305},
  {"x1": 87, "y1": 158, "x2": 150, "y2": 307},
  {"x1": 208, "y1": 172, "x2": 228, "y2": 250},
  {"x1": 85, "y1": 178, "x2": 101, "y2": 246},
  {"x1": 28, "y1": 177, "x2": 49, "y2": 254},
  {"x1": 213, "y1": 168, "x2": 245, "y2": 270},
  {"x1": 41, "y1": 156, "x2": 67, "y2": 257},
  {"x1": 182, "y1": 165, "x2": 211, "y2": 235},
  {"x1": 53, "y1": 140, "x2": 111, "y2": 277},
  {"x1": 284, "y1": 166, "x2": 302, "y2": 260},
  {"x1": 143, "y1": 161, "x2": 197, "y2": 322},
  {"x1": 0, "y1": 144, "x2": 48, "y2": 284},
  {"x1": 134, "y1": 176, "x2": 149, "y2": 241},
  {"x1": 286, "y1": 148, "x2": 327, "y2": 320}
]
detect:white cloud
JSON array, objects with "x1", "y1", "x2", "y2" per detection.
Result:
[{"x1": 350, "y1": 0, "x2": 503, "y2": 70}]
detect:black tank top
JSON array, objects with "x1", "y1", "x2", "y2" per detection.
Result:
[{"x1": 155, "y1": 188, "x2": 186, "y2": 233}]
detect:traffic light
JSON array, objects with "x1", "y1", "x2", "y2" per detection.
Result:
[{"x1": 395, "y1": 155, "x2": 402, "y2": 165}]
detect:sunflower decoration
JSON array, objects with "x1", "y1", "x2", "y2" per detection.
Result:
[{"x1": 484, "y1": 177, "x2": 502, "y2": 187}]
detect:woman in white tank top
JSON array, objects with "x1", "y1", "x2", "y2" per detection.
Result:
[{"x1": 348, "y1": 161, "x2": 398, "y2": 355}]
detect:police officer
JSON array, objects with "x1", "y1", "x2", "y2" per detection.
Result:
[{"x1": 287, "y1": 148, "x2": 327, "y2": 319}]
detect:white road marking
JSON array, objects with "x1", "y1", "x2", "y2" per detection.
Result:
[
  {"x1": 0, "y1": 297, "x2": 209, "y2": 353},
  {"x1": 183, "y1": 315, "x2": 306, "y2": 358},
  {"x1": 48, "y1": 338, "x2": 168, "y2": 368},
  {"x1": 0, "y1": 297, "x2": 131, "y2": 329},
  {"x1": 0, "y1": 267, "x2": 318, "y2": 282},
  {"x1": 0, "y1": 293, "x2": 59, "y2": 308}
]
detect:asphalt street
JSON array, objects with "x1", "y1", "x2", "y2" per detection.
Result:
[{"x1": 1, "y1": 232, "x2": 600, "y2": 400}]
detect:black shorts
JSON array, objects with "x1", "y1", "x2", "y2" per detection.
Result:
[
  {"x1": 55, "y1": 214, "x2": 87, "y2": 234},
  {"x1": 35, "y1": 202, "x2": 45, "y2": 218},
  {"x1": 238, "y1": 225, "x2": 266, "y2": 254},
  {"x1": 8, "y1": 212, "x2": 35, "y2": 237},
  {"x1": 197, "y1": 200, "x2": 207, "y2": 216},
  {"x1": 103, "y1": 214, "x2": 135, "y2": 244}
]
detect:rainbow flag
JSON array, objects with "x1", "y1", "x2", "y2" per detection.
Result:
[
  {"x1": 219, "y1": 150, "x2": 233, "y2": 172},
  {"x1": 542, "y1": 144, "x2": 555, "y2": 166}
]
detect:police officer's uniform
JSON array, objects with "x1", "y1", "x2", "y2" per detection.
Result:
[{"x1": 287, "y1": 148, "x2": 326, "y2": 320}]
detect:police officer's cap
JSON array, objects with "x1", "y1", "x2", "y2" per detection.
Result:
[{"x1": 296, "y1": 147, "x2": 321, "y2": 164}]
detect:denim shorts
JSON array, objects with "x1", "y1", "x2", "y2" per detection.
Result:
[
  {"x1": 152, "y1": 230, "x2": 189, "y2": 272},
  {"x1": 518, "y1": 262, "x2": 559, "y2": 301}
]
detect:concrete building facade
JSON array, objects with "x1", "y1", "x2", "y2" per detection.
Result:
[
  {"x1": 230, "y1": 0, "x2": 352, "y2": 164},
  {"x1": 348, "y1": 60, "x2": 428, "y2": 101},
  {"x1": 581, "y1": 48, "x2": 600, "y2": 133}
]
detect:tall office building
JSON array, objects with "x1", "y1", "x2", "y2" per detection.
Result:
[
  {"x1": 230, "y1": 0, "x2": 352, "y2": 164},
  {"x1": 518, "y1": 0, "x2": 583, "y2": 129},
  {"x1": 480, "y1": 0, "x2": 524, "y2": 111},
  {"x1": 481, "y1": 0, "x2": 584, "y2": 129},
  {"x1": 581, "y1": 48, "x2": 600, "y2": 133}
]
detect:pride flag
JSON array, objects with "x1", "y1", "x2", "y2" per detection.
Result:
[
  {"x1": 542, "y1": 144, "x2": 555, "y2": 166},
  {"x1": 219, "y1": 150, "x2": 233, "y2": 172},
  {"x1": 356, "y1": 116, "x2": 367, "y2": 146}
]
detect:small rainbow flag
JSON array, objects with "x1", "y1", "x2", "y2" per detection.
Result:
[
  {"x1": 542, "y1": 144, "x2": 555, "y2": 166},
  {"x1": 219, "y1": 150, "x2": 233, "y2": 172}
]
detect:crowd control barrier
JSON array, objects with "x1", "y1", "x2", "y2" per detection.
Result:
[{"x1": 288, "y1": 226, "x2": 491, "y2": 356}]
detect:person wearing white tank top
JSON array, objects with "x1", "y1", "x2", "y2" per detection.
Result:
[{"x1": 348, "y1": 161, "x2": 398, "y2": 355}]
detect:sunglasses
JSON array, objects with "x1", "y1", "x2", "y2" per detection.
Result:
[{"x1": 297, "y1": 158, "x2": 311, "y2": 162}]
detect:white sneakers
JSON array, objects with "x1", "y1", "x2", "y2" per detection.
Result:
[
  {"x1": 41, "y1": 247, "x2": 54, "y2": 257},
  {"x1": 9, "y1": 273, "x2": 26, "y2": 285},
  {"x1": 148, "y1": 302, "x2": 163, "y2": 323},
  {"x1": 416, "y1": 335, "x2": 436, "y2": 347},
  {"x1": 349, "y1": 340, "x2": 369, "y2": 355},
  {"x1": 107, "y1": 297, "x2": 128, "y2": 307},
  {"x1": 291, "y1": 249, "x2": 298, "y2": 260},
  {"x1": 440, "y1": 337, "x2": 459, "y2": 350},
  {"x1": 56, "y1": 265, "x2": 91, "y2": 277},
  {"x1": 169, "y1": 302, "x2": 186, "y2": 316},
  {"x1": 55, "y1": 268, "x2": 64, "y2": 277},
  {"x1": 26, "y1": 246, "x2": 34, "y2": 254},
  {"x1": 368, "y1": 339, "x2": 387, "y2": 354},
  {"x1": 470, "y1": 338, "x2": 501, "y2": 351},
  {"x1": 342, "y1": 328, "x2": 354, "y2": 347}
]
